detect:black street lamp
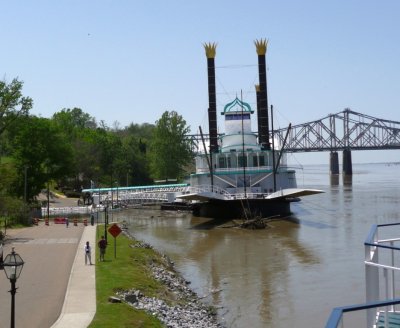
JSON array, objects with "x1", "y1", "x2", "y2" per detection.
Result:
[
  {"x1": 24, "y1": 166, "x2": 28, "y2": 203},
  {"x1": 104, "y1": 206, "x2": 108, "y2": 243},
  {"x1": 116, "y1": 181, "x2": 119, "y2": 209},
  {"x1": 3, "y1": 247, "x2": 24, "y2": 328}
]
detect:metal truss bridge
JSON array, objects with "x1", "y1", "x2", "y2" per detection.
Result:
[
  {"x1": 187, "y1": 109, "x2": 400, "y2": 153},
  {"x1": 273, "y1": 108, "x2": 400, "y2": 153}
]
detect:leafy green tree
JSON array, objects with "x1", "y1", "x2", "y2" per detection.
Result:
[
  {"x1": 120, "y1": 135, "x2": 152, "y2": 186},
  {"x1": 9, "y1": 116, "x2": 73, "y2": 201},
  {"x1": 148, "y1": 111, "x2": 192, "y2": 181},
  {"x1": 99, "y1": 128, "x2": 124, "y2": 186},
  {"x1": 52, "y1": 107, "x2": 97, "y2": 133},
  {"x1": 0, "y1": 78, "x2": 33, "y2": 137},
  {"x1": 0, "y1": 160, "x2": 29, "y2": 224},
  {"x1": 0, "y1": 78, "x2": 32, "y2": 222},
  {"x1": 123, "y1": 122, "x2": 154, "y2": 140},
  {"x1": 0, "y1": 161, "x2": 18, "y2": 196},
  {"x1": 52, "y1": 108, "x2": 98, "y2": 189},
  {"x1": 116, "y1": 123, "x2": 154, "y2": 186}
]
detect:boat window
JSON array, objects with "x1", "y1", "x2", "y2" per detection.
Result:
[
  {"x1": 238, "y1": 155, "x2": 247, "y2": 167},
  {"x1": 253, "y1": 155, "x2": 259, "y2": 167},
  {"x1": 219, "y1": 157, "x2": 226, "y2": 168},
  {"x1": 225, "y1": 113, "x2": 251, "y2": 121},
  {"x1": 259, "y1": 155, "x2": 265, "y2": 166}
]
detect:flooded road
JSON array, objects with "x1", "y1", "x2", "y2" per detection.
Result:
[{"x1": 111, "y1": 163, "x2": 400, "y2": 327}]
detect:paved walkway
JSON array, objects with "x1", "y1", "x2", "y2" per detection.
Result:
[
  {"x1": 0, "y1": 222, "x2": 97, "y2": 328},
  {"x1": 51, "y1": 224, "x2": 96, "y2": 328}
]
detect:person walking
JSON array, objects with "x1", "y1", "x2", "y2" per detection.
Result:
[
  {"x1": 98, "y1": 236, "x2": 107, "y2": 262},
  {"x1": 84, "y1": 241, "x2": 92, "y2": 265}
]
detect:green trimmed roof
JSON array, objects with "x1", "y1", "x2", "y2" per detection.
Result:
[{"x1": 221, "y1": 97, "x2": 254, "y2": 115}]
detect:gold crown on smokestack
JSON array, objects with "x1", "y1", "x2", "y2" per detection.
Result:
[
  {"x1": 254, "y1": 38, "x2": 268, "y2": 55},
  {"x1": 204, "y1": 42, "x2": 217, "y2": 58}
]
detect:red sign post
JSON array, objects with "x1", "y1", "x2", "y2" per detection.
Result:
[
  {"x1": 108, "y1": 224, "x2": 122, "y2": 238},
  {"x1": 108, "y1": 224, "x2": 122, "y2": 258}
]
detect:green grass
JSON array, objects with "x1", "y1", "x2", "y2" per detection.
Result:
[{"x1": 89, "y1": 226, "x2": 170, "y2": 328}]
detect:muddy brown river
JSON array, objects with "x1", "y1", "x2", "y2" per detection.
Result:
[{"x1": 109, "y1": 163, "x2": 400, "y2": 327}]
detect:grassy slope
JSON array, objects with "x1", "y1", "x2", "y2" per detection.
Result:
[{"x1": 89, "y1": 227, "x2": 167, "y2": 328}]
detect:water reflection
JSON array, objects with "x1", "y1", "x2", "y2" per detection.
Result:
[
  {"x1": 121, "y1": 209, "x2": 319, "y2": 327},
  {"x1": 329, "y1": 173, "x2": 352, "y2": 187},
  {"x1": 330, "y1": 174, "x2": 339, "y2": 186},
  {"x1": 111, "y1": 164, "x2": 400, "y2": 327},
  {"x1": 190, "y1": 217, "x2": 233, "y2": 230},
  {"x1": 343, "y1": 174, "x2": 353, "y2": 186}
]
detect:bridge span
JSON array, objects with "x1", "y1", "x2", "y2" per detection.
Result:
[
  {"x1": 187, "y1": 109, "x2": 400, "y2": 175},
  {"x1": 274, "y1": 108, "x2": 400, "y2": 175}
]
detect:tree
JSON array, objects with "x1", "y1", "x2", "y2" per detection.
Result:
[
  {"x1": 117, "y1": 123, "x2": 154, "y2": 186},
  {"x1": 9, "y1": 116, "x2": 73, "y2": 201},
  {"x1": 0, "y1": 161, "x2": 18, "y2": 196},
  {"x1": 121, "y1": 135, "x2": 152, "y2": 186},
  {"x1": 52, "y1": 108, "x2": 98, "y2": 189},
  {"x1": 148, "y1": 111, "x2": 192, "y2": 181},
  {"x1": 0, "y1": 78, "x2": 33, "y2": 137},
  {"x1": 52, "y1": 107, "x2": 97, "y2": 133}
]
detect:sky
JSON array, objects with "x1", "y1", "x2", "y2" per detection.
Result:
[{"x1": 1, "y1": 0, "x2": 399, "y2": 164}]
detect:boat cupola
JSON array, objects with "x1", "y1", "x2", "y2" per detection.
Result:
[{"x1": 221, "y1": 97, "x2": 254, "y2": 135}]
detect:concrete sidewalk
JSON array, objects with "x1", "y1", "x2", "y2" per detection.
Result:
[
  {"x1": 0, "y1": 223, "x2": 97, "y2": 327},
  {"x1": 51, "y1": 225, "x2": 97, "y2": 328}
]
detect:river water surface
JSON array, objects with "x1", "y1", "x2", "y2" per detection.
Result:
[{"x1": 112, "y1": 163, "x2": 400, "y2": 327}]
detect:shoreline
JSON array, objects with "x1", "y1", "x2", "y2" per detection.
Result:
[{"x1": 120, "y1": 229, "x2": 223, "y2": 328}]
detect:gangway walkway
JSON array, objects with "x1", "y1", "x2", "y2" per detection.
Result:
[
  {"x1": 82, "y1": 183, "x2": 191, "y2": 207},
  {"x1": 82, "y1": 183, "x2": 272, "y2": 207},
  {"x1": 44, "y1": 184, "x2": 232, "y2": 216}
]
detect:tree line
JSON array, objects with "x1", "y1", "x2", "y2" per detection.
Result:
[{"x1": 0, "y1": 78, "x2": 193, "y2": 222}]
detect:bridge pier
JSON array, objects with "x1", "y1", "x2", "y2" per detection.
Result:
[
  {"x1": 342, "y1": 149, "x2": 353, "y2": 175},
  {"x1": 329, "y1": 152, "x2": 339, "y2": 175}
]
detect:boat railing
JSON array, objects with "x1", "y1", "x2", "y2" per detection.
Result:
[
  {"x1": 196, "y1": 165, "x2": 295, "y2": 174},
  {"x1": 96, "y1": 188, "x2": 177, "y2": 207},
  {"x1": 364, "y1": 223, "x2": 400, "y2": 327},
  {"x1": 183, "y1": 185, "x2": 232, "y2": 197},
  {"x1": 325, "y1": 298, "x2": 400, "y2": 328},
  {"x1": 325, "y1": 222, "x2": 400, "y2": 327},
  {"x1": 181, "y1": 186, "x2": 272, "y2": 201},
  {"x1": 229, "y1": 192, "x2": 269, "y2": 200}
]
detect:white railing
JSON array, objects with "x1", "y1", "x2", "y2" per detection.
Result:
[
  {"x1": 325, "y1": 223, "x2": 400, "y2": 328},
  {"x1": 182, "y1": 185, "x2": 231, "y2": 197},
  {"x1": 195, "y1": 164, "x2": 297, "y2": 174},
  {"x1": 41, "y1": 206, "x2": 95, "y2": 216},
  {"x1": 364, "y1": 223, "x2": 400, "y2": 327}
]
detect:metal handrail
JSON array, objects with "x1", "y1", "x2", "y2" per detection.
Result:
[
  {"x1": 325, "y1": 298, "x2": 400, "y2": 328},
  {"x1": 364, "y1": 223, "x2": 400, "y2": 247},
  {"x1": 364, "y1": 261, "x2": 400, "y2": 271},
  {"x1": 326, "y1": 223, "x2": 400, "y2": 327}
]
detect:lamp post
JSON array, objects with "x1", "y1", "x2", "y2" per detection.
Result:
[
  {"x1": 24, "y1": 166, "x2": 28, "y2": 203},
  {"x1": 116, "y1": 181, "x2": 119, "y2": 209},
  {"x1": 3, "y1": 247, "x2": 24, "y2": 328},
  {"x1": 104, "y1": 206, "x2": 108, "y2": 243}
]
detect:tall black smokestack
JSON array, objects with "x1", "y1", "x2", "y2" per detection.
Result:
[
  {"x1": 204, "y1": 42, "x2": 218, "y2": 153},
  {"x1": 255, "y1": 39, "x2": 270, "y2": 150},
  {"x1": 255, "y1": 84, "x2": 262, "y2": 143}
]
